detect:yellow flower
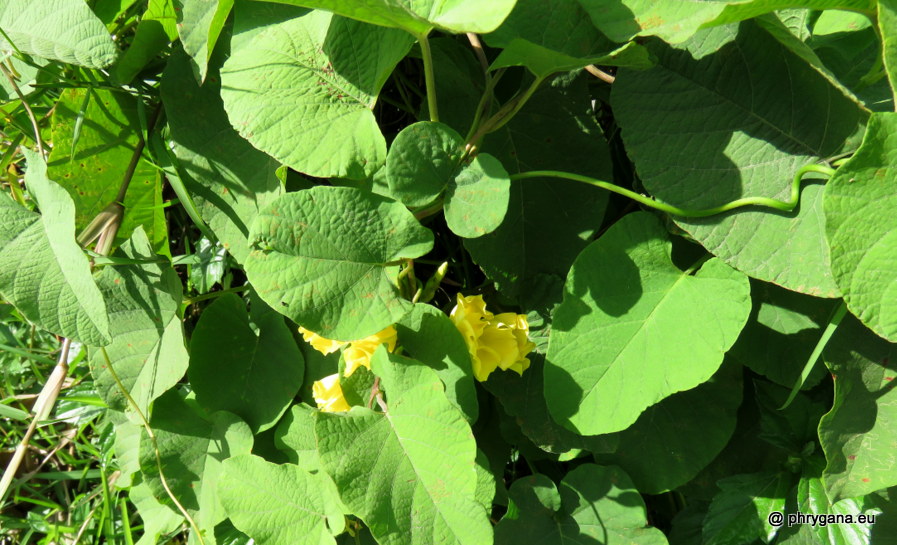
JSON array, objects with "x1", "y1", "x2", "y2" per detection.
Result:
[
  {"x1": 298, "y1": 326, "x2": 347, "y2": 355},
  {"x1": 312, "y1": 373, "x2": 351, "y2": 412},
  {"x1": 450, "y1": 295, "x2": 534, "y2": 382},
  {"x1": 343, "y1": 325, "x2": 398, "y2": 377}
]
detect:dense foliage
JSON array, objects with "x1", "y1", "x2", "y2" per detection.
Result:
[{"x1": 2, "y1": 1, "x2": 897, "y2": 544}]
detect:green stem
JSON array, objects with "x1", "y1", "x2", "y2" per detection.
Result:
[
  {"x1": 510, "y1": 163, "x2": 836, "y2": 217},
  {"x1": 467, "y1": 75, "x2": 545, "y2": 148},
  {"x1": 183, "y1": 285, "x2": 250, "y2": 306},
  {"x1": 418, "y1": 33, "x2": 439, "y2": 122},
  {"x1": 780, "y1": 301, "x2": 848, "y2": 410},
  {"x1": 100, "y1": 347, "x2": 206, "y2": 545}
]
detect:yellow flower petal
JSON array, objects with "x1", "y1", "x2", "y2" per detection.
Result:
[
  {"x1": 312, "y1": 373, "x2": 351, "y2": 412},
  {"x1": 343, "y1": 325, "x2": 397, "y2": 377},
  {"x1": 298, "y1": 326, "x2": 347, "y2": 355}
]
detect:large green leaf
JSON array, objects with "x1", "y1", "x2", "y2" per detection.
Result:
[
  {"x1": 825, "y1": 112, "x2": 897, "y2": 341},
  {"x1": 219, "y1": 455, "x2": 343, "y2": 545},
  {"x1": 545, "y1": 212, "x2": 750, "y2": 435},
  {"x1": 221, "y1": 3, "x2": 414, "y2": 179},
  {"x1": 175, "y1": 0, "x2": 234, "y2": 82},
  {"x1": 464, "y1": 78, "x2": 611, "y2": 308},
  {"x1": 162, "y1": 48, "x2": 282, "y2": 264},
  {"x1": 882, "y1": 1, "x2": 897, "y2": 106},
  {"x1": 111, "y1": 0, "x2": 178, "y2": 84},
  {"x1": 495, "y1": 465, "x2": 667, "y2": 545},
  {"x1": 88, "y1": 228, "x2": 187, "y2": 419},
  {"x1": 594, "y1": 361, "x2": 742, "y2": 494},
  {"x1": 256, "y1": 0, "x2": 516, "y2": 35},
  {"x1": 612, "y1": 21, "x2": 867, "y2": 297},
  {"x1": 0, "y1": 151, "x2": 110, "y2": 345},
  {"x1": 484, "y1": 0, "x2": 652, "y2": 77},
  {"x1": 48, "y1": 88, "x2": 166, "y2": 253},
  {"x1": 0, "y1": 0, "x2": 118, "y2": 68},
  {"x1": 578, "y1": 0, "x2": 875, "y2": 44},
  {"x1": 315, "y1": 363, "x2": 491, "y2": 545},
  {"x1": 701, "y1": 471, "x2": 791, "y2": 545},
  {"x1": 819, "y1": 316, "x2": 897, "y2": 501},
  {"x1": 395, "y1": 303, "x2": 478, "y2": 422},
  {"x1": 245, "y1": 186, "x2": 433, "y2": 340},
  {"x1": 139, "y1": 391, "x2": 254, "y2": 534},
  {"x1": 188, "y1": 293, "x2": 304, "y2": 433}
]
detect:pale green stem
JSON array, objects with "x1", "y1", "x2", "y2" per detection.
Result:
[
  {"x1": 510, "y1": 164, "x2": 836, "y2": 217},
  {"x1": 418, "y1": 33, "x2": 439, "y2": 122}
]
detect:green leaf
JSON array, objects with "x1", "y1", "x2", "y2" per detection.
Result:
[
  {"x1": 0, "y1": 151, "x2": 110, "y2": 345},
  {"x1": 395, "y1": 303, "x2": 478, "y2": 422},
  {"x1": 483, "y1": 0, "x2": 653, "y2": 77},
  {"x1": 162, "y1": 48, "x2": 283, "y2": 264},
  {"x1": 702, "y1": 471, "x2": 791, "y2": 545},
  {"x1": 315, "y1": 364, "x2": 491, "y2": 545},
  {"x1": 464, "y1": 77, "x2": 611, "y2": 308},
  {"x1": 819, "y1": 316, "x2": 897, "y2": 501},
  {"x1": 595, "y1": 361, "x2": 743, "y2": 494},
  {"x1": 139, "y1": 391, "x2": 254, "y2": 532},
  {"x1": 545, "y1": 212, "x2": 750, "y2": 435},
  {"x1": 578, "y1": 0, "x2": 874, "y2": 44},
  {"x1": 88, "y1": 228, "x2": 187, "y2": 419},
  {"x1": 219, "y1": 455, "x2": 343, "y2": 545},
  {"x1": 188, "y1": 293, "x2": 304, "y2": 433},
  {"x1": 175, "y1": 0, "x2": 235, "y2": 82},
  {"x1": 48, "y1": 88, "x2": 166, "y2": 254},
  {"x1": 274, "y1": 404, "x2": 322, "y2": 471},
  {"x1": 728, "y1": 281, "x2": 835, "y2": 389},
  {"x1": 130, "y1": 477, "x2": 184, "y2": 545},
  {"x1": 112, "y1": 0, "x2": 178, "y2": 84},
  {"x1": 0, "y1": 0, "x2": 118, "y2": 68},
  {"x1": 611, "y1": 21, "x2": 867, "y2": 297},
  {"x1": 245, "y1": 186, "x2": 433, "y2": 340},
  {"x1": 825, "y1": 112, "x2": 897, "y2": 341},
  {"x1": 256, "y1": 0, "x2": 516, "y2": 35},
  {"x1": 384, "y1": 121, "x2": 463, "y2": 209},
  {"x1": 221, "y1": 3, "x2": 414, "y2": 179},
  {"x1": 495, "y1": 465, "x2": 667, "y2": 545},
  {"x1": 444, "y1": 153, "x2": 510, "y2": 239}
]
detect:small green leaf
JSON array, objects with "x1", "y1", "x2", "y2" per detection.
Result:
[
  {"x1": 112, "y1": 0, "x2": 178, "y2": 84},
  {"x1": 495, "y1": 465, "x2": 667, "y2": 545},
  {"x1": 395, "y1": 303, "x2": 478, "y2": 422},
  {"x1": 384, "y1": 121, "x2": 463, "y2": 208},
  {"x1": 444, "y1": 153, "x2": 510, "y2": 239},
  {"x1": 189, "y1": 293, "x2": 304, "y2": 433},
  {"x1": 175, "y1": 0, "x2": 235, "y2": 82},
  {"x1": 129, "y1": 478, "x2": 184, "y2": 545},
  {"x1": 825, "y1": 112, "x2": 897, "y2": 341},
  {"x1": 545, "y1": 212, "x2": 750, "y2": 435},
  {"x1": 258, "y1": 0, "x2": 516, "y2": 35},
  {"x1": 819, "y1": 316, "x2": 897, "y2": 501},
  {"x1": 219, "y1": 455, "x2": 343, "y2": 545},
  {"x1": 0, "y1": 0, "x2": 118, "y2": 68},
  {"x1": 0, "y1": 151, "x2": 110, "y2": 345},
  {"x1": 245, "y1": 186, "x2": 433, "y2": 340},
  {"x1": 702, "y1": 471, "x2": 792, "y2": 545},
  {"x1": 139, "y1": 391, "x2": 254, "y2": 532},
  {"x1": 88, "y1": 228, "x2": 187, "y2": 419},
  {"x1": 221, "y1": 3, "x2": 414, "y2": 179},
  {"x1": 315, "y1": 363, "x2": 491, "y2": 545}
]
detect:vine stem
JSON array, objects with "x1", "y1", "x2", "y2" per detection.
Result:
[
  {"x1": 183, "y1": 285, "x2": 250, "y2": 306},
  {"x1": 509, "y1": 163, "x2": 836, "y2": 217},
  {"x1": 418, "y1": 33, "x2": 439, "y2": 122},
  {"x1": 467, "y1": 75, "x2": 545, "y2": 148},
  {"x1": 0, "y1": 61, "x2": 45, "y2": 159},
  {"x1": 585, "y1": 65, "x2": 615, "y2": 84},
  {"x1": 99, "y1": 347, "x2": 206, "y2": 545}
]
